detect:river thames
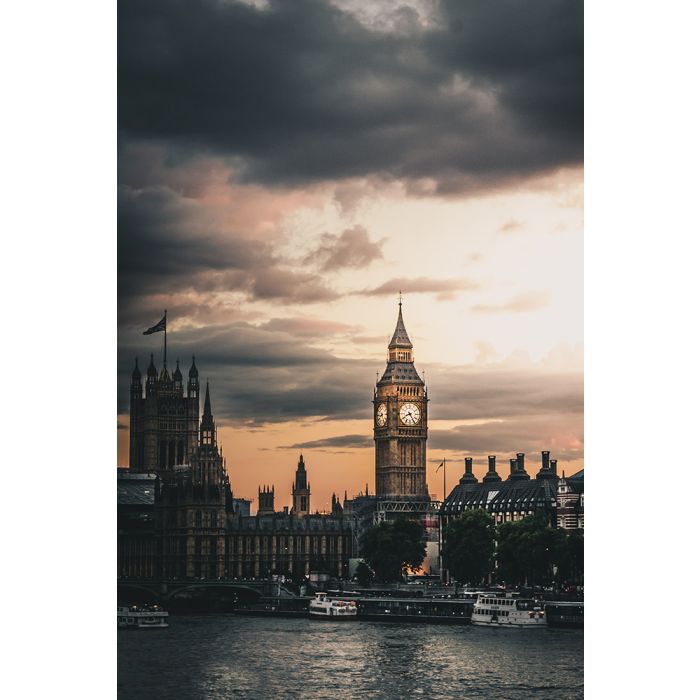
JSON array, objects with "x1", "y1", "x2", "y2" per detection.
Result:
[{"x1": 118, "y1": 615, "x2": 583, "y2": 699}]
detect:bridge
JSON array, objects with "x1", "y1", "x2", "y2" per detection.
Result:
[{"x1": 117, "y1": 578, "x2": 297, "y2": 606}]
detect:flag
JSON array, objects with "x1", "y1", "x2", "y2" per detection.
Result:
[
  {"x1": 436, "y1": 459, "x2": 445, "y2": 473},
  {"x1": 143, "y1": 314, "x2": 166, "y2": 335}
]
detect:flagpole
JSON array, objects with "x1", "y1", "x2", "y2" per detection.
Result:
[
  {"x1": 163, "y1": 309, "x2": 167, "y2": 368},
  {"x1": 443, "y1": 458, "x2": 446, "y2": 503}
]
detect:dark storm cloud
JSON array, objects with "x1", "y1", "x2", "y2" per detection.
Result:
[
  {"x1": 118, "y1": 0, "x2": 582, "y2": 191},
  {"x1": 280, "y1": 435, "x2": 374, "y2": 450},
  {"x1": 429, "y1": 416, "x2": 582, "y2": 459},
  {"x1": 118, "y1": 322, "x2": 379, "y2": 421},
  {"x1": 426, "y1": 367, "x2": 583, "y2": 421},
  {"x1": 260, "y1": 317, "x2": 358, "y2": 337},
  {"x1": 118, "y1": 185, "x2": 339, "y2": 324},
  {"x1": 304, "y1": 226, "x2": 385, "y2": 271},
  {"x1": 118, "y1": 320, "x2": 582, "y2": 443}
]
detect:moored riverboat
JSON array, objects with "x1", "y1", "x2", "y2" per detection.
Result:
[
  {"x1": 235, "y1": 596, "x2": 310, "y2": 618},
  {"x1": 308, "y1": 593, "x2": 358, "y2": 620},
  {"x1": 544, "y1": 601, "x2": 584, "y2": 628},
  {"x1": 471, "y1": 593, "x2": 546, "y2": 627},
  {"x1": 118, "y1": 604, "x2": 169, "y2": 629},
  {"x1": 357, "y1": 596, "x2": 472, "y2": 624}
]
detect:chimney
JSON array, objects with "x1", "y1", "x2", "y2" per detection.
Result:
[
  {"x1": 509, "y1": 458, "x2": 517, "y2": 476},
  {"x1": 483, "y1": 455, "x2": 502, "y2": 483},
  {"x1": 536, "y1": 450, "x2": 555, "y2": 479},
  {"x1": 550, "y1": 459, "x2": 558, "y2": 476},
  {"x1": 517, "y1": 452, "x2": 525, "y2": 472},
  {"x1": 460, "y1": 456, "x2": 477, "y2": 484}
]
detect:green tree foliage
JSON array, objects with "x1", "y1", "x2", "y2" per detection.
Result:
[
  {"x1": 354, "y1": 561, "x2": 373, "y2": 586},
  {"x1": 442, "y1": 509, "x2": 495, "y2": 585},
  {"x1": 361, "y1": 518, "x2": 426, "y2": 582},
  {"x1": 497, "y1": 513, "x2": 581, "y2": 586}
]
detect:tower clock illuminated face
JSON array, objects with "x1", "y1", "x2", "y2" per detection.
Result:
[
  {"x1": 375, "y1": 403, "x2": 387, "y2": 426},
  {"x1": 399, "y1": 402, "x2": 420, "y2": 426}
]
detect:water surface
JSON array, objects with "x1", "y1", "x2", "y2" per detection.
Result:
[{"x1": 118, "y1": 615, "x2": 583, "y2": 699}]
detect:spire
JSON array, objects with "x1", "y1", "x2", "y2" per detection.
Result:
[
  {"x1": 173, "y1": 359, "x2": 182, "y2": 381},
  {"x1": 388, "y1": 300, "x2": 413, "y2": 349},
  {"x1": 147, "y1": 353, "x2": 157, "y2": 377},
  {"x1": 203, "y1": 380, "x2": 212, "y2": 419},
  {"x1": 200, "y1": 380, "x2": 215, "y2": 447},
  {"x1": 294, "y1": 453, "x2": 308, "y2": 490},
  {"x1": 189, "y1": 355, "x2": 198, "y2": 378},
  {"x1": 131, "y1": 357, "x2": 141, "y2": 381}
]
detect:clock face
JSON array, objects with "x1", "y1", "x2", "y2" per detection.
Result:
[
  {"x1": 375, "y1": 403, "x2": 387, "y2": 427},
  {"x1": 399, "y1": 402, "x2": 420, "y2": 426}
]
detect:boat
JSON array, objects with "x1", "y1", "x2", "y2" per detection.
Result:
[
  {"x1": 356, "y1": 596, "x2": 472, "y2": 624},
  {"x1": 118, "y1": 604, "x2": 169, "y2": 629},
  {"x1": 544, "y1": 601, "x2": 584, "y2": 628},
  {"x1": 308, "y1": 593, "x2": 358, "y2": 620},
  {"x1": 471, "y1": 593, "x2": 546, "y2": 627}
]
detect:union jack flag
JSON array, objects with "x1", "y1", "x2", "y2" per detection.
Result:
[{"x1": 143, "y1": 314, "x2": 166, "y2": 335}]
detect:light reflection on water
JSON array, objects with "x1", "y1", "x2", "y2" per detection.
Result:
[{"x1": 118, "y1": 615, "x2": 583, "y2": 700}]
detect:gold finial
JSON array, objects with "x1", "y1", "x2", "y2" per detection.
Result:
[{"x1": 398, "y1": 289, "x2": 402, "y2": 307}]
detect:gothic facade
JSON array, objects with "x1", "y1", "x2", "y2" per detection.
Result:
[
  {"x1": 129, "y1": 355, "x2": 201, "y2": 473},
  {"x1": 120, "y1": 370, "x2": 352, "y2": 582}
]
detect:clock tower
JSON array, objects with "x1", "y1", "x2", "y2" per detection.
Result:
[{"x1": 373, "y1": 301, "x2": 429, "y2": 499}]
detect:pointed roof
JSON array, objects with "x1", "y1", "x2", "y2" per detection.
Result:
[
  {"x1": 388, "y1": 301, "x2": 412, "y2": 348},
  {"x1": 203, "y1": 380, "x2": 213, "y2": 420},
  {"x1": 189, "y1": 355, "x2": 198, "y2": 378},
  {"x1": 173, "y1": 359, "x2": 182, "y2": 381},
  {"x1": 132, "y1": 357, "x2": 141, "y2": 380},
  {"x1": 147, "y1": 353, "x2": 157, "y2": 377}
]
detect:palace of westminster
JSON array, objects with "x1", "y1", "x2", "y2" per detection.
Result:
[{"x1": 118, "y1": 304, "x2": 583, "y2": 581}]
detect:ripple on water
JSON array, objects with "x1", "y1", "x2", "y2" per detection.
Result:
[{"x1": 118, "y1": 616, "x2": 583, "y2": 700}]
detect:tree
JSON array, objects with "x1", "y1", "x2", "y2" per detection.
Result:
[
  {"x1": 354, "y1": 561, "x2": 373, "y2": 586},
  {"x1": 497, "y1": 513, "x2": 570, "y2": 586},
  {"x1": 442, "y1": 509, "x2": 495, "y2": 585},
  {"x1": 361, "y1": 518, "x2": 426, "y2": 581}
]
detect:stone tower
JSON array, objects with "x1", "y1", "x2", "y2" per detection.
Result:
[
  {"x1": 257, "y1": 486, "x2": 275, "y2": 515},
  {"x1": 155, "y1": 381, "x2": 232, "y2": 580},
  {"x1": 129, "y1": 355, "x2": 200, "y2": 474},
  {"x1": 291, "y1": 453, "x2": 311, "y2": 516},
  {"x1": 373, "y1": 301, "x2": 429, "y2": 498}
]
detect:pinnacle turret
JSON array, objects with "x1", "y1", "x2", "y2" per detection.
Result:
[{"x1": 147, "y1": 353, "x2": 157, "y2": 377}]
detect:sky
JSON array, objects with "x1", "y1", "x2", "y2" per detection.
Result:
[{"x1": 117, "y1": 0, "x2": 583, "y2": 512}]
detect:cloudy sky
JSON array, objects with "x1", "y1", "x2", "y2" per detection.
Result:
[{"x1": 118, "y1": 0, "x2": 583, "y2": 511}]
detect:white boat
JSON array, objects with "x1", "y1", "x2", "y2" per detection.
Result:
[
  {"x1": 118, "y1": 604, "x2": 169, "y2": 629},
  {"x1": 308, "y1": 593, "x2": 358, "y2": 620},
  {"x1": 471, "y1": 593, "x2": 546, "y2": 627}
]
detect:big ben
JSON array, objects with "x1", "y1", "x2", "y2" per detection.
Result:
[{"x1": 373, "y1": 300, "x2": 429, "y2": 499}]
